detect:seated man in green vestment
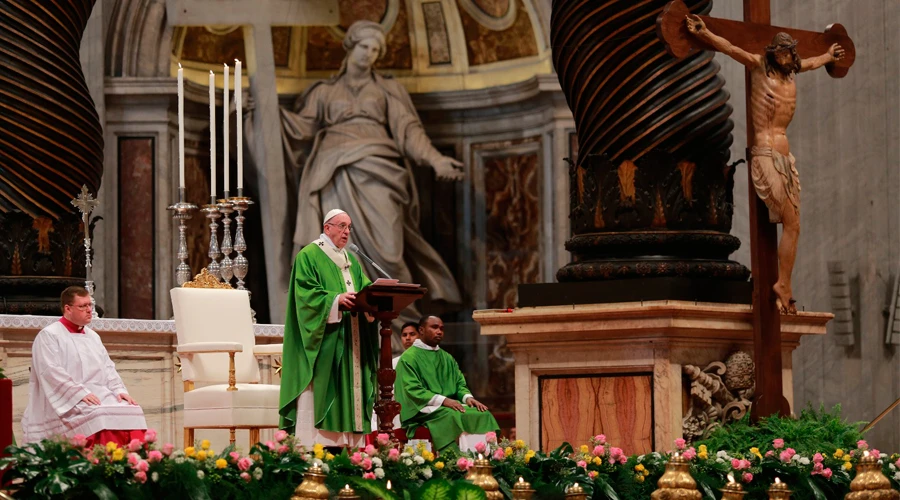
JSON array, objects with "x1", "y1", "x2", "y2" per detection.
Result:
[
  {"x1": 279, "y1": 208, "x2": 380, "y2": 448},
  {"x1": 395, "y1": 316, "x2": 500, "y2": 452}
]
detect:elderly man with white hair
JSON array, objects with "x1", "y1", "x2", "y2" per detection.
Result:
[{"x1": 279, "y1": 208, "x2": 379, "y2": 448}]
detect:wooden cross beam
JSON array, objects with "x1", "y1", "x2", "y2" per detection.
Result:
[{"x1": 657, "y1": 0, "x2": 856, "y2": 419}]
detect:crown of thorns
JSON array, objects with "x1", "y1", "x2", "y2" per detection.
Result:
[{"x1": 766, "y1": 32, "x2": 798, "y2": 51}]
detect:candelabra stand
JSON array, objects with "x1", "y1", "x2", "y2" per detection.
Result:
[
  {"x1": 168, "y1": 187, "x2": 198, "y2": 286},
  {"x1": 218, "y1": 191, "x2": 235, "y2": 285},
  {"x1": 229, "y1": 191, "x2": 253, "y2": 291},
  {"x1": 71, "y1": 185, "x2": 100, "y2": 318},
  {"x1": 202, "y1": 195, "x2": 222, "y2": 279}
]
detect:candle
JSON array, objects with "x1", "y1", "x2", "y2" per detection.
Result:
[
  {"x1": 177, "y1": 63, "x2": 185, "y2": 189},
  {"x1": 386, "y1": 480, "x2": 391, "y2": 490},
  {"x1": 222, "y1": 63, "x2": 229, "y2": 194},
  {"x1": 234, "y1": 59, "x2": 242, "y2": 191},
  {"x1": 208, "y1": 70, "x2": 216, "y2": 199}
]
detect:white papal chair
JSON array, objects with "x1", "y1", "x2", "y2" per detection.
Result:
[{"x1": 170, "y1": 282, "x2": 282, "y2": 449}]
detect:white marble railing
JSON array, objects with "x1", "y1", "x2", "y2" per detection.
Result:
[{"x1": 0, "y1": 314, "x2": 285, "y2": 337}]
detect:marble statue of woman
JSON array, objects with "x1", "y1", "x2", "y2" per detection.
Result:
[{"x1": 281, "y1": 20, "x2": 463, "y2": 305}]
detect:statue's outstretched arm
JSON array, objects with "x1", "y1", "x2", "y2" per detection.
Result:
[
  {"x1": 801, "y1": 43, "x2": 844, "y2": 72},
  {"x1": 686, "y1": 14, "x2": 761, "y2": 69}
]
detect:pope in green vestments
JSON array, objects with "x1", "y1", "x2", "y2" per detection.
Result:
[
  {"x1": 279, "y1": 209, "x2": 380, "y2": 446},
  {"x1": 396, "y1": 316, "x2": 499, "y2": 452}
]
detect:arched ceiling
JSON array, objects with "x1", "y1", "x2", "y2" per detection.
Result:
[{"x1": 171, "y1": 0, "x2": 550, "y2": 94}]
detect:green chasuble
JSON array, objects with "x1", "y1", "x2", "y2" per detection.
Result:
[
  {"x1": 396, "y1": 343, "x2": 500, "y2": 451},
  {"x1": 279, "y1": 240, "x2": 379, "y2": 434}
]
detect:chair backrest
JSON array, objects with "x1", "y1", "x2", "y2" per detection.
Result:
[{"x1": 170, "y1": 287, "x2": 260, "y2": 384}]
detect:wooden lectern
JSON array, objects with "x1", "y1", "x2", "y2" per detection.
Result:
[{"x1": 353, "y1": 279, "x2": 426, "y2": 433}]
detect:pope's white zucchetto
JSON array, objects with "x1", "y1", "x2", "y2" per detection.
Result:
[{"x1": 323, "y1": 209, "x2": 347, "y2": 225}]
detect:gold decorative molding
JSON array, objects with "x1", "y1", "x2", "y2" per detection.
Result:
[{"x1": 182, "y1": 268, "x2": 233, "y2": 289}]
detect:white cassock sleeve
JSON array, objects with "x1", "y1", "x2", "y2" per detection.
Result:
[
  {"x1": 31, "y1": 333, "x2": 91, "y2": 416},
  {"x1": 327, "y1": 296, "x2": 341, "y2": 324}
]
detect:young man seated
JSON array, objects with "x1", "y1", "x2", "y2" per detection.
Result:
[
  {"x1": 22, "y1": 287, "x2": 147, "y2": 447},
  {"x1": 395, "y1": 316, "x2": 499, "y2": 452}
]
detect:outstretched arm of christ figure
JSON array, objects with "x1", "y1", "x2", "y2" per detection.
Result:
[
  {"x1": 685, "y1": 14, "x2": 761, "y2": 68},
  {"x1": 801, "y1": 43, "x2": 845, "y2": 72}
]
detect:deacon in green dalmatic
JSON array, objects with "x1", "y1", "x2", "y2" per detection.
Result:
[
  {"x1": 396, "y1": 316, "x2": 500, "y2": 452},
  {"x1": 279, "y1": 209, "x2": 379, "y2": 448}
]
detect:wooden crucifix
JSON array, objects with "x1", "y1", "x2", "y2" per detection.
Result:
[{"x1": 657, "y1": 0, "x2": 856, "y2": 418}]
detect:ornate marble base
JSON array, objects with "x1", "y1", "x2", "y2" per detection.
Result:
[
  {"x1": 473, "y1": 301, "x2": 831, "y2": 454},
  {"x1": 0, "y1": 315, "x2": 283, "y2": 452}
]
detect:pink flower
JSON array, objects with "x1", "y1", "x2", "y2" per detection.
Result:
[
  {"x1": 682, "y1": 448, "x2": 696, "y2": 460},
  {"x1": 238, "y1": 457, "x2": 253, "y2": 471},
  {"x1": 871, "y1": 449, "x2": 880, "y2": 459},
  {"x1": 857, "y1": 440, "x2": 868, "y2": 450},
  {"x1": 588, "y1": 471, "x2": 598, "y2": 479},
  {"x1": 350, "y1": 452, "x2": 363, "y2": 466},
  {"x1": 91, "y1": 458, "x2": 99, "y2": 465},
  {"x1": 162, "y1": 443, "x2": 175, "y2": 456},
  {"x1": 277, "y1": 445, "x2": 289, "y2": 454},
  {"x1": 779, "y1": 448, "x2": 796, "y2": 463},
  {"x1": 134, "y1": 471, "x2": 147, "y2": 484},
  {"x1": 594, "y1": 434, "x2": 607, "y2": 445},
  {"x1": 229, "y1": 451, "x2": 241, "y2": 462},
  {"x1": 821, "y1": 468, "x2": 833, "y2": 479},
  {"x1": 362, "y1": 472, "x2": 376, "y2": 480},
  {"x1": 592, "y1": 445, "x2": 605, "y2": 456},
  {"x1": 474, "y1": 442, "x2": 487, "y2": 454},
  {"x1": 773, "y1": 438, "x2": 784, "y2": 450},
  {"x1": 387, "y1": 448, "x2": 400, "y2": 461},
  {"x1": 576, "y1": 460, "x2": 587, "y2": 469},
  {"x1": 144, "y1": 429, "x2": 157, "y2": 443},
  {"x1": 274, "y1": 430, "x2": 288, "y2": 442},
  {"x1": 895, "y1": 458, "x2": 900, "y2": 469},
  {"x1": 765, "y1": 450, "x2": 775, "y2": 458},
  {"x1": 148, "y1": 450, "x2": 163, "y2": 463},
  {"x1": 365, "y1": 445, "x2": 376, "y2": 455},
  {"x1": 493, "y1": 448, "x2": 506, "y2": 460},
  {"x1": 240, "y1": 472, "x2": 251, "y2": 483},
  {"x1": 674, "y1": 438, "x2": 686, "y2": 450},
  {"x1": 127, "y1": 453, "x2": 140, "y2": 466},
  {"x1": 610, "y1": 447, "x2": 623, "y2": 460},
  {"x1": 362, "y1": 458, "x2": 373, "y2": 471},
  {"x1": 618, "y1": 455, "x2": 627, "y2": 464},
  {"x1": 812, "y1": 463, "x2": 824, "y2": 474},
  {"x1": 71, "y1": 434, "x2": 87, "y2": 448},
  {"x1": 376, "y1": 433, "x2": 390, "y2": 446},
  {"x1": 127, "y1": 439, "x2": 143, "y2": 452},
  {"x1": 731, "y1": 458, "x2": 743, "y2": 469},
  {"x1": 740, "y1": 459, "x2": 751, "y2": 470},
  {"x1": 457, "y1": 457, "x2": 473, "y2": 470},
  {"x1": 742, "y1": 472, "x2": 753, "y2": 483},
  {"x1": 136, "y1": 460, "x2": 149, "y2": 473},
  {"x1": 813, "y1": 453, "x2": 824, "y2": 464},
  {"x1": 265, "y1": 441, "x2": 276, "y2": 451},
  {"x1": 486, "y1": 432, "x2": 498, "y2": 445}
]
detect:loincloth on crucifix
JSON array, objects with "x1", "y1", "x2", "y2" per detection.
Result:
[{"x1": 749, "y1": 146, "x2": 800, "y2": 223}]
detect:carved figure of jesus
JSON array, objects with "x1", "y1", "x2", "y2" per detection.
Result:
[{"x1": 686, "y1": 14, "x2": 844, "y2": 314}]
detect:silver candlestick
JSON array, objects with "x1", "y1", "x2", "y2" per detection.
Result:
[
  {"x1": 71, "y1": 185, "x2": 100, "y2": 318},
  {"x1": 218, "y1": 192, "x2": 234, "y2": 284},
  {"x1": 229, "y1": 193, "x2": 253, "y2": 291},
  {"x1": 202, "y1": 195, "x2": 222, "y2": 279},
  {"x1": 167, "y1": 187, "x2": 198, "y2": 286}
]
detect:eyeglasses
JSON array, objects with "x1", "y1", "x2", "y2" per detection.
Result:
[
  {"x1": 69, "y1": 304, "x2": 93, "y2": 311},
  {"x1": 326, "y1": 222, "x2": 353, "y2": 233}
]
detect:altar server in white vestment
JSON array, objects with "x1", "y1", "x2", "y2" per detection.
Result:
[{"x1": 22, "y1": 286, "x2": 147, "y2": 446}]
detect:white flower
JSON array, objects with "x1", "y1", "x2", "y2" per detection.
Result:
[
  {"x1": 798, "y1": 457, "x2": 810, "y2": 465},
  {"x1": 893, "y1": 471, "x2": 900, "y2": 481},
  {"x1": 403, "y1": 458, "x2": 413, "y2": 466},
  {"x1": 414, "y1": 455, "x2": 425, "y2": 464},
  {"x1": 197, "y1": 470, "x2": 205, "y2": 479},
  {"x1": 172, "y1": 450, "x2": 185, "y2": 458},
  {"x1": 253, "y1": 468, "x2": 263, "y2": 480},
  {"x1": 716, "y1": 451, "x2": 729, "y2": 459},
  {"x1": 637, "y1": 455, "x2": 645, "y2": 463},
  {"x1": 372, "y1": 457, "x2": 383, "y2": 468},
  {"x1": 303, "y1": 453, "x2": 312, "y2": 461},
  {"x1": 889, "y1": 464, "x2": 897, "y2": 472},
  {"x1": 421, "y1": 467, "x2": 433, "y2": 479},
  {"x1": 716, "y1": 458, "x2": 725, "y2": 464},
  {"x1": 175, "y1": 457, "x2": 185, "y2": 464},
  {"x1": 151, "y1": 472, "x2": 159, "y2": 483},
  {"x1": 312, "y1": 459, "x2": 323, "y2": 467},
  {"x1": 322, "y1": 464, "x2": 330, "y2": 474},
  {"x1": 401, "y1": 452, "x2": 411, "y2": 458},
  {"x1": 374, "y1": 467, "x2": 385, "y2": 479}
]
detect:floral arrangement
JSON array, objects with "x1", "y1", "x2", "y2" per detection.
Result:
[{"x1": 1, "y1": 406, "x2": 899, "y2": 499}]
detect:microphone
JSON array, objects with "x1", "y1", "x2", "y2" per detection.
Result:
[{"x1": 347, "y1": 243, "x2": 393, "y2": 279}]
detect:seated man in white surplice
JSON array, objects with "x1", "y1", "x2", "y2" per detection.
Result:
[{"x1": 22, "y1": 286, "x2": 147, "y2": 446}]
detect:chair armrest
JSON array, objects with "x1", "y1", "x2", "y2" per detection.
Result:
[
  {"x1": 253, "y1": 344, "x2": 283, "y2": 356},
  {"x1": 177, "y1": 342, "x2": 244, "y2": 354}
]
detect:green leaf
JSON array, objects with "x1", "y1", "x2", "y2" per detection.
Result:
[
  {"x1": 37, "y1": 471, "x2": 74, "y2": 495},
  {"x1": 347, "y1": 477, "x2": 399, "y2": 500},
  {"x1": 594, "y1": 476, "x2": 620, "y2": 500},
  {"x1": 417, "y1": 479, "x2": 453, "y2": 500},
  {"x1": 90, "y1": 481, "x2": 119, "y2": 500},
  {"x1": 449, "y1": 481, "x2": 487, "y2": 500},
  {"x1": 698, "y1": 480, "x2": 717, "y2": 500},
  {"x1": 805, "y1": 475, "x2": 827, "y2": 500}
]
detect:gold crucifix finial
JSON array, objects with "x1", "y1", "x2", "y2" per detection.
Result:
[{"x1": 71, "y1": 184, "x2": 99, "y2": 215}]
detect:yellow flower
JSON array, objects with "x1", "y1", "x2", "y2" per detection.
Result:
[
  {"x1": 750, "y1": 447, "x2": 763, "y2": 460},
  {"x1": 505, "y1": 447, "x2": 514, "y2": 457},
  {"x1": 325, "y1": 453, "x2": 335, "y2": 461},
  {"x1": 843, "y1": 455, "x2": 852, "y2": 462},
  {"x1": 106, "y1": 442, "x2": 118, "y2": 453},
  {"x1": 834, "y1": 449, "x2": 844, "y2": 459},
  {"x1": 698, "y1": 445, "x2": 707, "y2": 453},
  {"x1": 635, "y1": 464, "x2": 646, "y2": 472},
  {"x1": 201, "y1": 439, "x2": 211, "y2": 450},
  {"x1": 525, "y1": 450, "x2": 536, "y2": 463},
  {"x1": 197, "y1": 451, "x2": 208, "y2": 461},
  {"x1": 515, "y1": 440, "x2": 526, "y2": 449},
  {"x1": 313, "y1": 443, "x2": 324, "y2": 453},
  {"x1": 435, "y1": 461, "x2": 445, "y2": 470},
  {"x1": 697, "y1": 444, "x2": 708, "y2": 459},
  {"x1": 417, "y1": 442, "x2": 427, "y2": 453},
  {"x1": 422, "y1": 450, "x2": 435, "y2": 462},
  {"x1": 208, "y1": 450, "x2": 215, "y2": 457},
  {"x1": 404, "y1": 446, "x2": 414, "y2": 455},
  {"x1": 843, "y1": 461, "x2": 853, "y2": 471},
  {"x1": 580, "y1": 444, "x2": 589, "y2": 454},
  {"x1": 642, "y1": 469, "x2": 649, "y2": 477},
  {"x1": 185, "y1": 447, "x2": 196, "y2": 457},
  {"x1": 215, "y1": 458, "x2": 227, "y2": 469},
  {"x1": 592, "y1": 456, "x2": 602, "y2": 466},
  {"x1": 111, "y1": 449, "x2": 125, "y2": 461},
  {"x1": 635, "y1": 474, "x2": 645, "y2": 483},
  {"x1": 314, "y1": 450, "x2": 324, "y2": 460}
]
